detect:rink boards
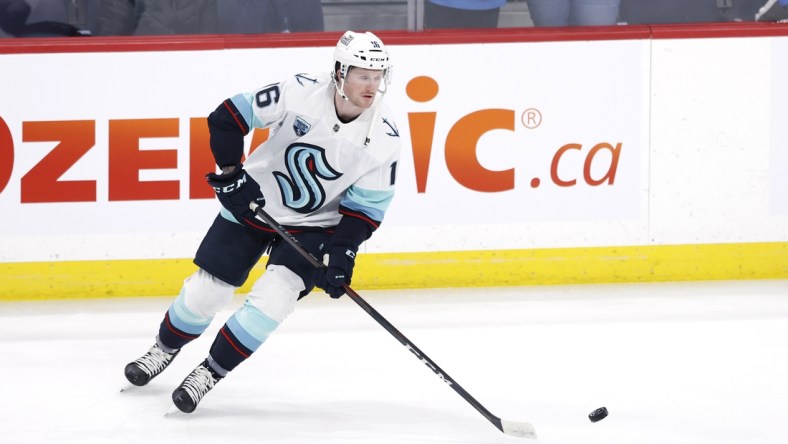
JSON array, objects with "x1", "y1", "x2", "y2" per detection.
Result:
[{"x1": 1, "y1": 26, "x2": 787, "y2": 299}]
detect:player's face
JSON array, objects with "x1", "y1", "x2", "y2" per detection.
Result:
[{"x1": 343, "y1": 67, "x2": 384, "y2": 108}]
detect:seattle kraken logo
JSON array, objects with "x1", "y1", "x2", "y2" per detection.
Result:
[{"x1": 273, "y1": 144, "x2": 342, "y2": 213}]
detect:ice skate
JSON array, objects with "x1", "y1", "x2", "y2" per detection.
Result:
[
  {"x1": 124, "y1": 343, "x2": 180, "y2": 387},
  {"x1": 171, "y1": 360, "x2": 222, "y2": 413}
]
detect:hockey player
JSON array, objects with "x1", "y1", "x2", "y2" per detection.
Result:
[{"x1": 123, "y1": 30, "x2": 401, "y2": 414}]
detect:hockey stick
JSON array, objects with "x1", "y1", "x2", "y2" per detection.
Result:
[{"x1": 250, "y1": 203, "x2": 536, "y2": 439}]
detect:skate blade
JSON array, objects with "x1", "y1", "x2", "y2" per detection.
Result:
[
  {"x1": 119, "y1": 382, "x2": 136, "y2": 392},
  {"x1": 164, "y1": 405, "x2": 181, "y2": 416}
]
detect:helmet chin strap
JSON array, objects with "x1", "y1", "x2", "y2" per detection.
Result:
[
  {"x1": 364, "y1": 81, "x2": 389, "y2": 146},
  {"x1": 335, "y1": 78, "x2": 349, "y2": 101},
  {"x1": 333, "y1": 65, "x2": 389, "y2": 146}
]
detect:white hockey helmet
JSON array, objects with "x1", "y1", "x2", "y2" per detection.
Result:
[
  {"x1": 333, "y1": 30, "x2": 391, "y2": 82},
  {"x1": 333, "y1": 31, "x2": 392, "y2": 145}
]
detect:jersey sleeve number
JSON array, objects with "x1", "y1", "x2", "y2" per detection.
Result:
[
  {"x1": 255, "y1": 84, "x2": 280, "y2": 109},
  {"x1": 389, "y1": 161, "x2": 398, "y2": 186}
]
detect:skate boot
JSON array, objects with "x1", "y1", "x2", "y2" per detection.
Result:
[
  {"x1": 171, "y1": 359, "x2": 222, "y2": 413},
  {"x1": 124, "y1": 343, "x2": 180, "y2": 386}
]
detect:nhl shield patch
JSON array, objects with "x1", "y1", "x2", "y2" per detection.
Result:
[{"x1": 293, "y1": 116, "x2": 312, "y2": 137}]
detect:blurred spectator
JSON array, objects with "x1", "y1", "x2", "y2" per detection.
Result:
[
  {"x1": 424, "y1": 0, "x2": 506, "y2": 29},
  {"x1": 619, "y1": 0, "x2": 762, "y2": 24},
  {"x1": 526, "y1": 0, "x2": 621, "y2": 26},
  {"x1": 0, "y1": 0, "x2": 95, "y2": 37},
  {"x1": 279, "y1": 0, "x2": 323, "y2": 32},
  {"x1": 756, "y1": 0, "x2": 788, "y2": 20},
  {"x1": 217, "y1": 0, "x2": 323, "y2": 34},
  {"x1": 98, "y1": 0, "x2": 217, "y2": 36},
  {"x1": 0, "y1": 0, "x2": 30, "y2": 35}
]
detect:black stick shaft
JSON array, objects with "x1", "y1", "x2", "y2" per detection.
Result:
[{"x1": 250, "y1": 204, "x2": 505, "y2": 433}]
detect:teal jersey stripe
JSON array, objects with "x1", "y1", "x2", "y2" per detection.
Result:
[
  {"x1": 340, "y1": 185, "x2": 394, "y2": 222},
  {"x1": 229, "y1": 93, "x2": 263, "y2": 129}
]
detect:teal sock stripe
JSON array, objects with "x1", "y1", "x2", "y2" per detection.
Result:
[
  {"x1": 167, "y1": 290, "x2": 213, "y2": 335},
  {"x1": 225, "y1": 300, "x2": 280, "y2": 352}
]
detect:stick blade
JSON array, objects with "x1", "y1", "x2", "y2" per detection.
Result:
[{"x1": 501, "y1": 419, "x2": 537, "y2": 439}]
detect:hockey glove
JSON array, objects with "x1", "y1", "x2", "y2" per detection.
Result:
[
  {"x1": 315, "y1": 247, "x2": 356, "y2": 299},
  {"x1": 206, "y1": 164, "x2": 265, "y2": 224}
]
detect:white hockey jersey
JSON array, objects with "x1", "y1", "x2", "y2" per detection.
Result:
[{"x1": 227, "y1": 72, "x2": 401, "y2": 229}]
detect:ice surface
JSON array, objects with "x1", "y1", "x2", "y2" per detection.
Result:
[{"x1": 1, "y1": 280, "x2": 787, "y2": 444}]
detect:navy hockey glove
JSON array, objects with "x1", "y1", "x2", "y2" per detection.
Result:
[
  {"x1": 315, "y1": 247, "x2": 356, "y2": 298},
  {"x1": 206, "y1": 164, "x2": 265, "y2": 223}
]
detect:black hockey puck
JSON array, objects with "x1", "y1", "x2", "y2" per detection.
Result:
[{"x1": 588, "y1": 406, "x2": 608, "y2": 422}]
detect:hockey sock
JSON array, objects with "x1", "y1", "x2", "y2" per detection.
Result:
[
  {"x1": 207, "y1": 301, "x2": 280, "y2": 371},
  {"x1": 157, "y1": 291, "x2": 215, "y2": 350}
]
